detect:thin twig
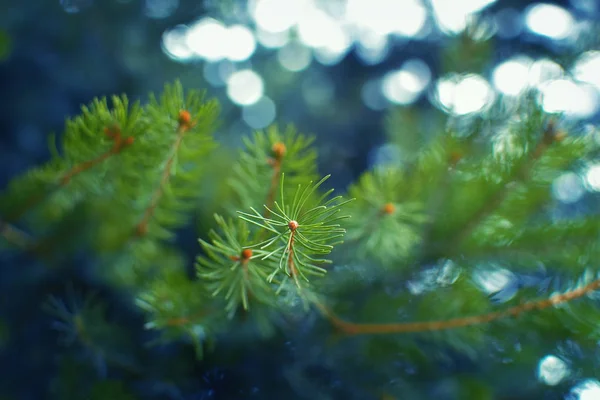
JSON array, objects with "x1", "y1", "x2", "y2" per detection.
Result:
[{"x1": 315, "y1": 277, "x2": 600, "y2": 336}]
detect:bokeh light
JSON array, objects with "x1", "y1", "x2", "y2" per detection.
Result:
[
  {"x1": 525, "y1": 3, "x2": 574, "y2": 40},
  {"x1": 431, "y1": 0, "x2": 497, "y2": 34},
  {"x1": 162, "y1": 25, "x2": 194, "y2": 61},
  {"x1": 552, "y1": 172, "x2": 585, "y2": 203},
  {"x1": 382, "y1": 59, "x2": 431, "y2": 105},
  {"x1": 537, "y1": 355, "x2": 569, "y2": 385},
  {"x1": 584, "y1": 164, "x2": 600, "y2": 192},
  {"x1": 539, "y1": 79, "x2": 599, "y2": 118},
  {"x1": 473, "y1": 266, "x2": 515, "y2": 296},
  {"x1": 242, "y1": 97, "x2": 276, "y2": 129},
  {"x1": 492, "y1": 56, "x2": 532, "y2": 96},
  {"x1": 434, "y1": 74, "x2": 494, "y2": 115},
  {"x1": 570, "y1": 379, "x2": 600, "y2": 400},
  {"x1": 573, "y1": 51, "x2": 600, "y2": 89},
  {"x1": 278, "y1": 42, "x2": 312, "y2": 72},
  {"x1": 226, "y1": 70, "x2": 264, "y2": 106}
]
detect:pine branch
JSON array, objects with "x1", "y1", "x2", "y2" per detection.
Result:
[
  {"x1": 135, "y1": 110, "x2": 193, "y2": 237},
  {"x1": 316, "y1": 277, "x2": 600, "y2": 336},
  {"x1": 440, "y1": 119, "x2": 564, "y2": 255}
]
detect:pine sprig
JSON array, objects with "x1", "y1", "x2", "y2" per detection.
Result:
[
  {"x1": 343, "y1": 166, "x2": 429, "y2": 267},
  {"x1": 196, "y1": 214, "x2": 276, "y2": 317},
  {"x1": 238, "y1": 174, "x2": 352, "y2": 289},
  {"x1": 228, "y1": 124, "x2": 319, "y2": 214}
]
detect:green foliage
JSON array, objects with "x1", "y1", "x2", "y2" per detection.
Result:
[
  {"x1": 238, "y1": 174, "x2": 351, "y2": 291},
  {"x1": 196, "y1": 214, "x2": 276, "y2": 316},
  {"x1": 228, "y1": 124, "x2": 318, "y2": 212},
  {"x1": 2, "y1": 78, "x2": 600, "y2": 398},
  {"x1": 343, "y1": 166, "x2": 428, "y2": 267}
]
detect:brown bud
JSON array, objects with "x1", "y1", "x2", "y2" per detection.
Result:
[
  {"x1": 241, "y1": 248, "x2": 253, "y2": 260},
  {"x1": 288, "y1": 220, "x2": 299, "y2": 231},
  {"x1": 272, "y1": 142, "x2": 287, "y2": 160},
  {"x1": 382, "y1": 202, "x2": 395, "y2": 215}
]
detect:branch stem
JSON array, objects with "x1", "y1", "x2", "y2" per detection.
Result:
[{"x1": 316, "y1": 277, "x2": 600, "y2": 335}]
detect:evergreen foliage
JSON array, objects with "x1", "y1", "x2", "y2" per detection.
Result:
[{"x1": 1, "y1": 77, "x2": 599, "y2": 398}]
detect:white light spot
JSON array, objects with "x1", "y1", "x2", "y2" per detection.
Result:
[
  {"x1": 356, "y1": 32, "x2": 389, "y2": 65},
  {"x1": 473, "y1": 267, "x2": 514, "y2": 294},
  {"x1": 552, "y1": 172, "x2": 585, "y2": 203},
  {"x1": 584, "y1": 164, "x2": 600, "y2": 192},
  {"x1": 382, "y1": 60, "x2": 430, "y2": 105},
  {"x1": 492, "y1": 57, "x2": 532, "y2": 96},
  {"x1": 435, "y1": 74, "x2": 494, "y2": 115},
  {"x1": 161, "y1": 25, "x2": 194, "y2": 61},
  {"x1": 186, "y1": 18, "x2": 228, "y2": 61},
  {"x1": 277, "y1": 42, "x2": 312, "y2": 72},
  {"x1": 297, "y1": 8, "x2": 343, "y2": 49},
  {"x1": 255, "y1": 28, "x2": 290, "y2": 49},
  {"x1": 251, "y1": 0, "x2": 305, "y2": 33},
  {"x1": 538, "y1": 355, "x2": 569, "y2": 386},
  {"x1": 571, "y1": 379, "x2": 600, "y2": 400},
  {"x1": 573, "y1": 51, "x2": 600, "y2": 89},
  {"x1": 224, "y1": 25, "x2": 256, "y2": 62},
  {"x1": 431, "y1": 0, "x2": 497, "y2": 34},
  {"x1": 539, "y1": 79, "x2": 599, "y2": 118},
  {"x1": 525, "y1": 3, "x2": 574, "y2": 40},
  {"x1": 314, "y1": 47, "x2": 348, "y2": 66},
  {"x1": 242, "y1": 97, "x2": 276, "y2": 129},
  {"x1": 226, "y1": 70, "x2": 264, "y2": 106},
  {"x1": 346, "y1": 0, "x2": 427, "y2": 37}
]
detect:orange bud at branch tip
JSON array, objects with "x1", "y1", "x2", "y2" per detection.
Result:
[
  {"x1": 241, "y1": 248, "x2": 253, "y2": 260},
  {"x1": 288, "y1": 220, "x2": 299, "y2": 231},
  {"x1": 382, "y1": 203, "x2": 395, "y2": 215},
  {"x1": 272, "y1": 142, "x2": 286, "y2": 160},
  {"x1": 178, "y1": 110, "x2": 192, "y2": 129}
]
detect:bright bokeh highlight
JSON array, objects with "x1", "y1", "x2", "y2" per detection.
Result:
[
  {"x1": 492, "y1": 56, "x2": 532, "y2": 96},
  {"x1": 570, "y1": 379, "x2": 600, "y2": 400},
  {"x1": 226, "y1": 70, "x2": 264, "y2": 106},
  {"x1": 552, "y1": 172, "x2": 585, "y2": 203},
  {"x1": 525, "y1": 3, "x2": 574, "y2": 40},
  {"x1": 584, "y1": 164, "x2": 600, "y2": 192},
  {"x1": 430, "y1": 0, "x2": 497, "y2": 34},
  {"x1": 537, "y1": 355, "x2": 569, "y2": 386},
  {"x1": 435, "y1": 74, "x2": 494, "y2": 115}
]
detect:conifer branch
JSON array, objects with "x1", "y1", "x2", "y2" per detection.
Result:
[
  {"x1": 59, "y1": 125, "x2": 134, "y2": 185},
  {"x1": 264, "y1": 142, "x2": 286, "y2": 219},
  {"x1": 135, "y1": 110, "x2": 194, "y2": 237},
  {"x1": 8, "y1": 125, "x2": 135, "y2": 223},
  {"x1": 441, "y1": 120, "x2": 563, "y2": 254},
  {"x1": 316, "y1": 277, "x2": 600, "y2": 336}
]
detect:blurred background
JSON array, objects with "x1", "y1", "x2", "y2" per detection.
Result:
[{"x1": 1, "y1": 0, "x2": 600, "y2": 399}]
